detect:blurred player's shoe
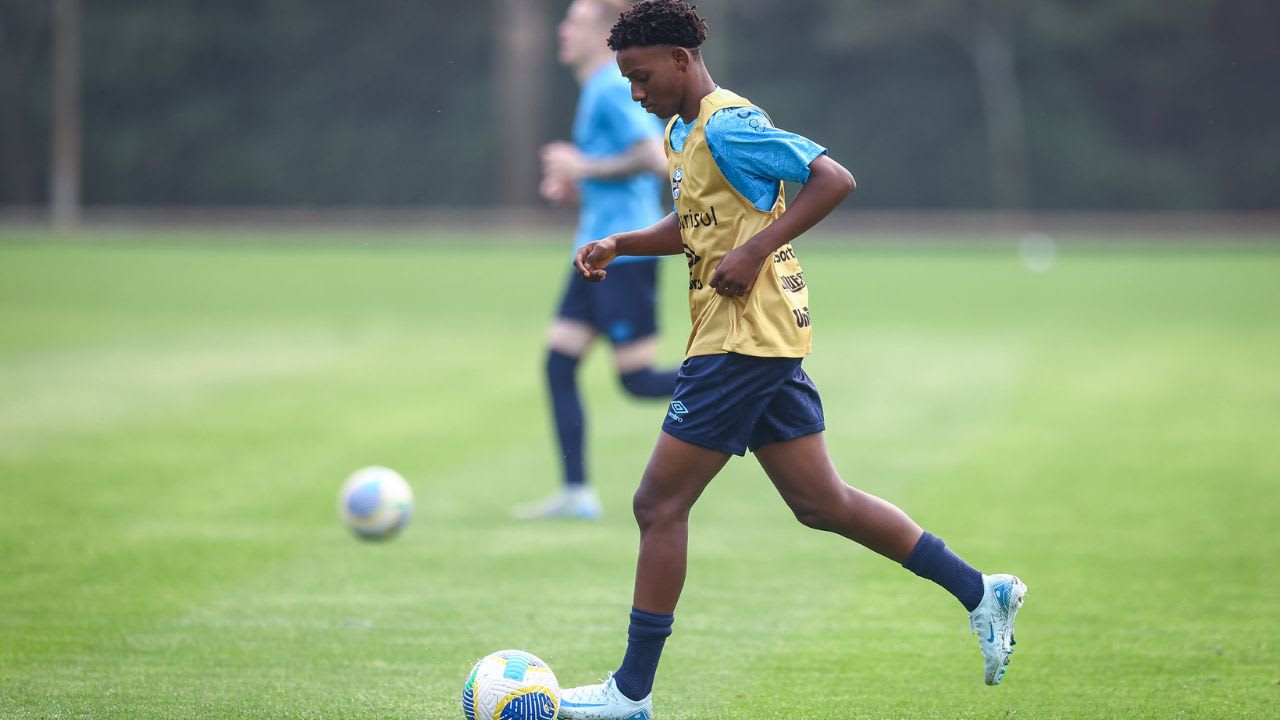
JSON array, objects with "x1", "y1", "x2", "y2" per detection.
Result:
[
  {"x1": 969, "y1": 573, "x2": 1028, "y2": 685},
  {"x1": 513, "y1": 486, "x2": 602, "y2": 520},
  {"x1": 558, "y1": 674, "x2": 652, "y2": 720}
]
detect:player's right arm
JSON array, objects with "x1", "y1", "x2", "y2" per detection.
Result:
[{"x1": 574, "y1": 212, "x2": 682, "y2": 282}]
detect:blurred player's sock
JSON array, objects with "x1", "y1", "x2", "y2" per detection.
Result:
[
  {"x1": 547, "y1": 350, "x2": 586, "y2": 486},
  {"x1": 619, "y1": 367, "x2": 678, "y2": 398},
  {"x1": 902, "y1": 531, "x2": 985, "y2": 612},
  {"x1": 612, "y1": 607, "x2": 673, "y2": 701}
]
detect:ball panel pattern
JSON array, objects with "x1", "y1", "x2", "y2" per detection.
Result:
[
  {"x1": 461, "y1": 660, "x2": 481, "y2": 720},
  {"x1": 344, "y1": 481, "x2": 382, "y2": 518},
  {"x1": 496, "y1": 688, "x2": 558, "y2": 720},
  {"x1": 338, "y1": 466, "x2": 413, "y2": 540},
  {"x1": 464, "y1": 650, "x2": 560, "y2": 720}
]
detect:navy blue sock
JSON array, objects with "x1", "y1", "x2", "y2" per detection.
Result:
[
  {"x1": 902, "y1": 532, "x2": 985, "y2": 612},
  {"x1": 546, "y1": 350, "x2": 585, "y2": 487},
  {"x1": 613, "y1": 607, "x2": 673, "y2": 701},
  {"x1": 619, "y1": 367, "x2": 678, "y2": 398}
]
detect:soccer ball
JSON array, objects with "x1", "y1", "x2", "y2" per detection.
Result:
[
  {"x1": 337, "y1": 466, "x2": 413, "y2": 540},
  {"x1": 461, "y1": 650, "x2": 560, "y2": 720}
]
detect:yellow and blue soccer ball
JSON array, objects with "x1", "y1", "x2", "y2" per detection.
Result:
[
  {"x1": 337, "y1": 466, "x2": 413, "y2": 540},
  {"x1": 461, "y1": 650, "x2": 560, "y2": 720}
]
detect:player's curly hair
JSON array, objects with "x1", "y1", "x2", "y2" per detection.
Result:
[{"x1": 607, "y1": 0, "x2": 709, "y2": 51}]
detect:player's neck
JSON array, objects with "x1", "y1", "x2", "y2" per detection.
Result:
[
  {"x1": 574, "y1": 54, "x2": 614, "y2": 84},
  {"x1": 677, "y1": 65, "x2": 717, "y2": 124}
]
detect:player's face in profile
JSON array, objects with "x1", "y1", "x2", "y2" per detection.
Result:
[
  {"x1": 558, "y1": 0, "x2": 607, "y2": 67},
  {"x1": 617, "y1": 45, "x2": 684, "y2": 119}
]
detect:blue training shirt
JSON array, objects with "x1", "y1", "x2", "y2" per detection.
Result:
[
  {"x1": 573, "y1": 62, "x2": 666, "y2": 262},
  {"x1": 669, "y1": 104, "x2": 827, "y2": 211}
]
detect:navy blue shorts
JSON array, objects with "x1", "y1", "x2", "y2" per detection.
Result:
[
  {"x1": 662, "y1": 353, "x2": 825, "y2": 456},
  {"x1": 556, "y1": 259, "x2": 660, "y2": 345}
]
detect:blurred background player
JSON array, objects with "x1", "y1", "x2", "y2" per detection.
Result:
[{"x1": 515, "y1": 0, "x2": 678, "y2": 520}]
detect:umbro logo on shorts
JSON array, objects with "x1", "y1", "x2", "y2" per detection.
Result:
[{"x1": 667, "y1": 401, "x2": 690, "y2": 422}]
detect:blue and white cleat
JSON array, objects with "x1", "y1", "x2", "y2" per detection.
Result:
[
  {"x1": 558, "y1": 674, "x2": 653, "y2": 720},
  {"x1": 969, "y1": 573, "x2": 1028, "y2": 686}
]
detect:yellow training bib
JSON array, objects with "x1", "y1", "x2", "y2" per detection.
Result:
[{"x1": 666, "y1": 88, "x2": 811, "y2": 359}]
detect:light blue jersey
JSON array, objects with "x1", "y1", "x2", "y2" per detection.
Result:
[
  {"x1": 669, "y1": 103, "x2": 827, "y2": 211},
  {"x1": 573, "y1": 62, "x2": 666, "y2": 262}
]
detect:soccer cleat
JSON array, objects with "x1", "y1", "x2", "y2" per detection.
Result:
[
  {"x1": 513, "y1": 486, "x2": 602, "y2": 520},
  {"x1": 558, "y1": 674, "x2": 652, "y2": 720},
  {"x1": 969, "y1": 573, "x2": 1028, "y2": 686}
]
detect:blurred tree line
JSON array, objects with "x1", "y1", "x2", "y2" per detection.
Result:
[{"x1": 1, "y1": 0, "x2": 1276, "y2": 210}]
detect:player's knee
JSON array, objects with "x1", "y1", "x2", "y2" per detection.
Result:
[
  {"x1": 632, "y1": 484, "x2": 683, "y2": 532},
  {"x1": 632, "y1": 488, "x2": 660, "y2": 531},
  {"x1": 789, "y1": 497, "x2": 838, "y2": 532}
]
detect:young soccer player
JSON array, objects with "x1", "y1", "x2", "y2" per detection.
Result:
[
  {"x1": 557, "y1": 2, "x2": 1027, "y2": 717},
  {"x1": 515, "y1": 0, "x2": 681, "y2": 521}
]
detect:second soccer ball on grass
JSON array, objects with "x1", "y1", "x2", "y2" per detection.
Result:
[{"x1": 337, "y1": 465, "x2": 413, "y2": 540}]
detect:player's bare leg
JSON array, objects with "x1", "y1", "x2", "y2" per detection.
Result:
[
  {"x1": 612, "y1": 335, "x2": 659, "y2": 374},
  {"x1": 548, "y1": 318, "x2": 597, "y2": 356},
  {"x1": 560, "y1": 432, "x2": 729, "y2": 719},
  {"x1": 753, "y1": 432, "x2": 922, "y2": 560},
  {"x1": 631, "y1": 431, "x2": 731, "y2": 612},
  {"x1": 755, "y1": 431, "x2": 1027, "y2": 685}
]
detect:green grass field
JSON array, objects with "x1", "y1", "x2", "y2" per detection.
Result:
[{"x1": 1, "y1": 229, "x2": 1276, "y2": 719}]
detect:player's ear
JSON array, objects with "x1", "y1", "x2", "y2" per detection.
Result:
[{"x1": 672, "y1": 46, "x2": 691, "y2": 72}]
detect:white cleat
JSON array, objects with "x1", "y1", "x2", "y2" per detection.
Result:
[
  {"x1": 558, "y1": 674, "x2": 652, "y2": 720},
  {"x1": 513, "y1": 486, "x2": 602, "y2": 520},
  {"x1": 969, "y1": 573, "x2": 1028, "y2": 686}
]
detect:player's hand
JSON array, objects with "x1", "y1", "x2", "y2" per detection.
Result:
[
  {"x1": 539, "y1": 176, "x2": 578, "y2": 207},
  {"x1": 541, "y1": 141, "x2": 588, "y2": 181},
  {"x1": 574, "y1": 237, "x2": 618, "y2": 282},
  {"x1": 710, "y1": 244, "x2": 766, "y2": 298}
]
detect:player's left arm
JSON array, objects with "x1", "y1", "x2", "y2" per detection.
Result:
[
  {"x1": 710, "y1": 155, "x2": 854, "y2": 297},
  {"x1": 543, "y1": 79, "x2": 667, "y2": 181},
  {"x1": 542, "y1": 137, "x2": 665, "y2": 181}
]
